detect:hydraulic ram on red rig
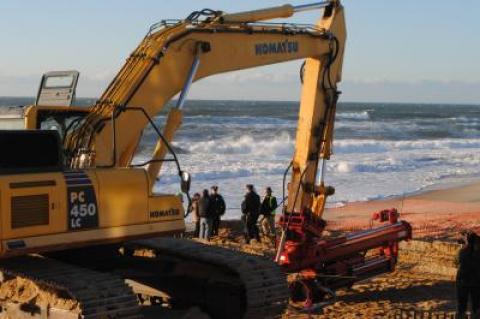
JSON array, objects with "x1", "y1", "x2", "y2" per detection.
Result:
[{"x1": 276, "y1": 207, "x2": 412, "y2": 308}]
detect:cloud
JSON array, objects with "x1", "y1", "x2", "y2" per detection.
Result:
[
  {"x1": 340, "y1": 80, "x2": 480, "y2": 104},
  {"x1": 218, "y1": 71, "x2": 298, "y2": 84},
  {"x1": 0, "y1": 73, "x2": 110, "y2": 98},
  {"x1": 192, "y1": 74, "x2": 480, "y2": 104},
  {"x1": 0, "y1": 74, "x2": 39, "y2": 97},
  {"x1": 1, "y1": 72, "x2": 479, "y2": 105}
]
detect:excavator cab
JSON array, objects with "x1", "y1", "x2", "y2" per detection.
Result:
[
  {"x1": 0, "y1": 70, "x2": 91, "y2": 142},
  {"x1": 32, "y1": 70, "x2": 86, "y2": 139}
]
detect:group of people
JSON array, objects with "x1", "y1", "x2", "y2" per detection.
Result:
[
  {"x1": 190, "y1": 186, "x2": 226, "y2": 240},
  {"x1": 189, "y1": 184, "x2": 278, "y2": 243}
]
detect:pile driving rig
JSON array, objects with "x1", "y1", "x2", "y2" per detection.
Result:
[{"x1": 0, "y1": 1, "x2": 411, "y2": 318}]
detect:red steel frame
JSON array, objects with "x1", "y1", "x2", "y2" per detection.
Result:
[{"x1": 276, "y1": 208, "x2": 412, "y2": 308}]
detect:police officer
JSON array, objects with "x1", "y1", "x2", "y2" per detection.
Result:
[
  {"x1": 210, "y1": 185, "x2": 226, "y2": 236},
  {"x1": 241, "y1": 184, "x2": 261, "y2": 244}
]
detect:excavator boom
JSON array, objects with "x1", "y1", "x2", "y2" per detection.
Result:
[{"x1": 65, "y1": 2, "x2": 346, "y2": 192}]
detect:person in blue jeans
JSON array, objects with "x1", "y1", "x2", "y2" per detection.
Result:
[{"x1": 198, "y1": 189, "x2": 213, "y2": 240}]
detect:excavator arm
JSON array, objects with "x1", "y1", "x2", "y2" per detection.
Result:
[{"x1": 65, "y1": 1, "x2": 346, "y2": 197}]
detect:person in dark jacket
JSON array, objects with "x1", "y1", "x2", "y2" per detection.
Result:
[
  {"x1": 241, "y1": 184, "x2": 261, "y2": 243},
  {"x1": 260, "y1": 187, "x2": 278, "y2": 239},
  {"x1": 210, "y1": 185, "x2": 226, "y2": 236},
  {"x1": 456, "y1": 231, "x2": 480, "y2": 318},
  {"x1": 198, "y1": 189, "x2": 213, "y2": 240}
]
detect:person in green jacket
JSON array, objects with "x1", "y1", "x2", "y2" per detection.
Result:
[
  {"x1": 260, "y1": 187, "x2": 278, "y2": 239},
  {"x1": 456, "y1": 231, "x2": 480, "y2": 318}
]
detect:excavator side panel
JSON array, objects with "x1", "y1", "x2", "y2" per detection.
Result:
[
  {"x1": 0, "y1": 173, "x2": 67, "y2": 251},
  {"x1": 0, "y1": 173, "x2": 67, "y2": 239},
  {"x1": 0, "y1": 168, "x2": 185, "y2": 257},
  {"x1": 94, "y1": 169, "x2": 149, "y2": 227},
  {"x1": 0, "y1": 173, "x2": 66, "y2": 252}
]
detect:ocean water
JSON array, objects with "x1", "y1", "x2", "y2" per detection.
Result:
[{"x1": 3, "y1": 98, "x2": 480, "y2": 219}]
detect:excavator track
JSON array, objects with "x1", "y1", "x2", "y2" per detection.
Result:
[
  {"x1": 0, "y1": 255, "x2": 142, "y2": 319},
  {"x1": 127, "y1": 238, "x2": 289, "y2": 319}
]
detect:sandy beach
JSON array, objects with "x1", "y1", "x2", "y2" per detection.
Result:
[
  {"x1": 296, "y1": 180, "x2": 480, "y2": 317},
  {"x1": 324, "y1": 180, "x2": 480, "y2": 240},
  {"x1": 11, "y1": 180, "x2": 473, "y2": 319},
  {"x1": 190, "y1": 180, "x2": 480, "y2": 319}
]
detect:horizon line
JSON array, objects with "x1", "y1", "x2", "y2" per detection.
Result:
[{"x1": 0, "y1": 96, "x2": 479, "y2": 107}]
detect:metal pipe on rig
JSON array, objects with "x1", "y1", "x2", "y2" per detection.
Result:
[{"x1": 220, "y1": 1, "x2": 334, "y2": 23}]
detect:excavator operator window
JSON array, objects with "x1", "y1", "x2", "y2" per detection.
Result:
[{"x1": 36, "y1": 110, "x2": 88, "y2": 143}]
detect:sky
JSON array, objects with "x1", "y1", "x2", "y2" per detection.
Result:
[{"x1": 0, "y1": 1, "x2": 479, "y2": 104}]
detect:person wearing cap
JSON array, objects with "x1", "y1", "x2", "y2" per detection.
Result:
[
  {"x1": 210, "y1": 185, "x2": 226, "y2": 236},
  {"x1": 455, "y1": 231, "x2": 480, "y2": 318},
  {"x1": 241, "y1": 184, "x2": 261, "y2": 244},
  {"x1": 260, "y1": 187, "x2": 278, "y2": 239}
]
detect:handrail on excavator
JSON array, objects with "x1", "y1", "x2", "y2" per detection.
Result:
[{"x1": 148, "y1": 2, "x2": 337, "y2": 34}]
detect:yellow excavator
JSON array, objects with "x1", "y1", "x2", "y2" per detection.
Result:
[{"x1": 0, "y1": 1, "x2": 412, "y2": 318}]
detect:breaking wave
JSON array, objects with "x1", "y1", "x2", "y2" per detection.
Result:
[
  {"x1": 125, "y1": 100, "x2": 480, "y2": 218},
  {"x1": 178, "y1": 134, "x2": 480, "y2": 158},
  {"x1": 334, "y1": 138, "x2": 480, "y2": 154},
  {"x1": 182, "y1": 132, "x2": 294, "y2": 156},
  {"x1": 336, "y1": 111, "x2": 370, "y2": 120}
]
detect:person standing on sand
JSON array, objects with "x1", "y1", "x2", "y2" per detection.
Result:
[
  {"x1": 241, "y1": 184, "x2": 261, "y2": 244},
  {"x1": 260, "y1": 187, "x2": 277, "y2": 239},
  {"x1": 210, "y1": 186, "x2": 226, "y2": 236},
  {"x1": 190, "y1": 193, "x2": 201, "y2": 238},
  {"x1": 198, "y1": 189, "x2": 213, "y2": 240},
  {"x1": 455, "y1": 231, "x2": 480, "y2": 318}
]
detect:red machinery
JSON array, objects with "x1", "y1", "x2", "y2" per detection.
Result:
[
  {"x1": 248, "y1": 0, "x2": 413, "y2": 309},
  {"x1": 276, "y1": 208, "x2": 412, "y2": 308}
]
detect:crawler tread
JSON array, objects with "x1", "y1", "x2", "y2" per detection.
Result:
[
  {"x1": 136, "y1": 238, "x2": 289, "y2": 319},
  {"x1": 0, "y1": 255, "x2": 142, "y2": 319}
]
